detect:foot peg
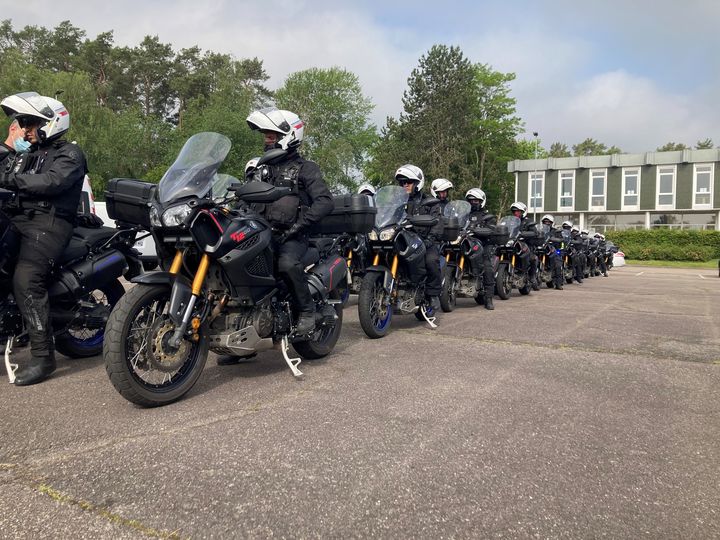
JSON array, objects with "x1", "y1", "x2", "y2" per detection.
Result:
[
  {"x1": 4, "y1": 337, "x2": 17, "y2": 384},
  {"x1": 280, "y1": 335, "x2": 303, "y2": 377}
]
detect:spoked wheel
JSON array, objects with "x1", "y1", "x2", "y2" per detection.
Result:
[
  {"x1": 495, "y1": 264, "x2": 511, "y2": 300},
  {"x1": 439, "y1": 266, "x2": 456, "y2": 312},
  {"x1": 358, "y1": 272, "x2": 392, "y2": 339},
  {"x1": 55, "y1": 279, "x2": 125, "y2": 358},
  {"x1": 104, "y1": 284, "x2": 208, "y2": 407},
  {"x1": 294, "y1": 290, "x2": 344, "y2": 359}
]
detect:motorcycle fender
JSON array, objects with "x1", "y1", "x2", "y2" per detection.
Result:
[
  {"x1": 130, "y1": 272, "x2": 192, "y2": 326},
  {"x1": 365, "y1": 265, "x2": 394, "y2": 293}
]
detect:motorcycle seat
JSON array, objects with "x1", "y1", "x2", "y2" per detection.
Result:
[{"x1": 59, "y1": 226, "x2": 121, "y2": 264}]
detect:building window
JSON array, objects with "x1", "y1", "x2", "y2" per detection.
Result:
[
  {"x1": 528, "y1": 171, "x2": 544, "y2": 213},
  {"x1": 590, "y1": 169, "x2": 606, "y2": 210},
  {"x1": 656, "y1": 166, "x2": 676, "y2": 209},
  {"x1": 558, "y1": 170, "x2": 574, "y2": 210},
  {"x1": 693, "y1": 163, "x2": 713, "y2": 209},
  {"x1": 622, "y1": 167, "x2": 640, "y2": 210}
]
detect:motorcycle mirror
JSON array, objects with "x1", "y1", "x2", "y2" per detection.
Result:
[{"x1": 422, "y1": 197, "x2": 441, "y2": 207}]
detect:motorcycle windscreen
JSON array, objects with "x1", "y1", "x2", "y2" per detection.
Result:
[
  {"x1": 157, "y1": 132, "x2": 232, "y2": 204},
  {"x1": 498, "y1": 215, "x2": 521, "y2": 239},
  {"x1": 443, "y1": 200, "x2": 471, "y2": 229},
  {"x1": 374, "y1": 186, "x2": 408, "y2": 228}
]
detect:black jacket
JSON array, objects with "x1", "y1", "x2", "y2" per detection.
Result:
[
  {"x1": 406, "y1": 190, "x2": 443, "y2": 241},
  {"x1": 468, "y1": 208, "x2": 497, "y2": 228},
  {"x1": 261, "y1": 151, "x2": 333, "y2": 231},
  {"x1": 1, "y1": 139, "x2": 87, "y2": 219}
]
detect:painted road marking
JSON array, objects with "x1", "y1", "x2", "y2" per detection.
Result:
[{"x1": 635, "y1": 271, "x2": 644, "y2": 276}]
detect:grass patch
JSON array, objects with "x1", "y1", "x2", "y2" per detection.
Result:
[{"x1": 624, "y1": 258, "x2": 719, "y2": 269}]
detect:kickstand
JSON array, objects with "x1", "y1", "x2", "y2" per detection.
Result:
[
  {"x1": 280, "y1": 335, "x2": 303, "y2": 377},
  {"x1": 420, "y1": 307, "x2": 438, "y2": 329},
  {"x1": 5, "y1": 337, "x2": 17, "y2": 384}
]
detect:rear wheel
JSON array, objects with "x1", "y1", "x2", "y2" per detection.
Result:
[
  {"x1": 496, "y1": 264, "x2": 511, "y2": 300},
  {"x1": 358, "y1": 272, "x2": 392, "y2": 339},
  {"x1": 55, "y1": 279, "x2": 125, "y2": 358},
  {"x1": 439, "y1": 266, "x2": 456, "y2": 312},
  {"x1": 293, "y1": 291, "x2": 343, "y2": 359}
]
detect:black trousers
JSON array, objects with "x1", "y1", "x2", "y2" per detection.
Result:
[
  {"x1": 275, "y1": 235, "x2": 313, "y2": 312},
  {"x1": 424, "y1": 243, "x2": 442, "y2": 296},
  {"x1": 11, "y1": 212, "x2": 73, "y2": 358},
  {"x1": 549, "y1": 252, "x2": 563, "y2": 286},
  {"x1": 469, "y1": 243, "x2": 496, "y2": 290}
]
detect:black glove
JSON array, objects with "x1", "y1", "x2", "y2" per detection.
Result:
[{"x1": 280, "y1": 222, "x2": 305, "y2": 243}]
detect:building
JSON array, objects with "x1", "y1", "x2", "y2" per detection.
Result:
[{"x1": 508, "y1": 148, "x2": 720, "y2": 231}]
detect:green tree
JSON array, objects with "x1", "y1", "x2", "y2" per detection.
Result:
[
  {"x1": 573, "y1": 138, "x2": 608, "y2": 156},
  {"x1": 656, "y1": 142, "x2": 688, "y2": 152},
  {"x1": 695, "y1": 138, "x2": 714, "y2": 149},
  {"x1": 35, "y1": 21, "x2": 85, "y2": 72},
  {"x1": 548, "y1": 142, "x2": 571, "y2": 157},
  {"x1": 368, "y1": 45, "x2": 477, "y2": 187},
  {"x1": 130, "y1": 36, "x2": 175, "y2": 119},
  {"x1": 275, "y1": 67, "x2": 376, "y2": 191}
]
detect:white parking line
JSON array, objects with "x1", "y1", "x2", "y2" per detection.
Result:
[
  {"x1": 699, "y1": 274, "x2": 706, "y2": 280},
  {"x1": 635, "y1": 271, "x2": 644, "y2": 276}
]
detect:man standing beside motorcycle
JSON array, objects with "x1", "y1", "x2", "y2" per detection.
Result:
[
  {"x1": 246, "y1": 107, "x2": 333, "y2": 336},
  {"x1": 0, "y1": 92, "x2": 87, "y2": 386},
  {"x1": 466, "y1": 188, "x2": 497, "y2": 310},
  {"x1": 540, "y1": 214, "x2": 564, "y2": 290},
  {"x1": 397, "y1": 165, "x2": 443, "y2": 311},
  {"x1": 594, "y1": 232, "x2": 609, "y2": 277}
]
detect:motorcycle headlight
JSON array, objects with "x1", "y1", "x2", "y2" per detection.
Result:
[
  {"x1": 505, "y1": 240, "x2": 514, "y2": 247},
  {"x1": 367, "y1": 230, "x2": 378, "y2": 241},
  {"x1": 149, "y1": 205, "x2": 162, "y2": 227},
  {"x1": 379, "y1": 227, "x2": 397, "y2": 241},
  {"x1": 161, "y1": 204, "x2": 192, "y2": 227}
]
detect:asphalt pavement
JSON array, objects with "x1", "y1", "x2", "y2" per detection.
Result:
[{"x1": 1, "y1": 265, "x2": 719, "y2": 539}]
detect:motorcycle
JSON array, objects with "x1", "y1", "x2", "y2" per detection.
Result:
[
  {"x1": 439, "y1": 200, "x2": 503, "y2": 311},
  {"x1": 356, "y1": 185, "x2": 446, "y2": 338},
  {"x1": 102, "y1": 132, "x2": 374, "y2": 407},
  {"x1": 536, "y1": 224, "x2": 564, "y2": 289},
  {"x1": 1, "y1": 189, "x2": 142, "y2": 383},
  {"x1": 494, "y1": 215, "x2": 537, "y2": 299}
]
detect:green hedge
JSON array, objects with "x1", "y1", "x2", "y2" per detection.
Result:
[{"x1": 605, "y1": 230, "x2": 720, "y2": 262}]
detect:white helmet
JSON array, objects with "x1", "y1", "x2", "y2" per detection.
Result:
[
  {"x1": 581, "y1": 229, "x2": 589, "y2": 236},
  {"x1": 1, "y1": 92, "x2": 70, "y2": 143},
  {"x1": 395, "y1": 164, "x2": 424, "y2": 191},
  {"x1": 357, "y1": 183, "x2": 376, "y2": 196},
  {"x1": 561, "y1": 220, "x2": 573, "y2": 229},
  {"x1": 510, "y1": 201, "x2": 528, "y2": 218},
  {"x1": 541, "y1": 214, "x2": 554, "y2": 225},
  {"x1": 465, "y1": 188, "x2": 486, "y2": 208},
  {"x1": 571, "y1": 225, "x2": 580, "y2": 233},
  {"x1": 245, "y1": 157, "x2": 260, "y2": 175},
  {"x1": 246, "y1": 107, "x2": 304, "y2": 150},
  {"x1": 430, "y1": 178, "x2": 453, "y2": 197}
]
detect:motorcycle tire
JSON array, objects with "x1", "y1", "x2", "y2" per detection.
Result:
[
  {"x1": 55, "y1": 279, "x2": 125, "y2": 359},
  {"x1": 293, "y1": 290, "x2": 343, "y2": 359},
  {"x1": 439, "y1": 266, "x2": 456, "y2": 312},
  {"x1": 495, "y1": 265, "x2": 511, "y2": 300},
  {"x1": 358, "y1": 272, "x2": 392, "y2": 339},
  {"x1": 104, "y1": 283, "x2": 208, "y2": 407},
  {"x1": 519, "y1": 282, "x2": 531, "y2": 295}
]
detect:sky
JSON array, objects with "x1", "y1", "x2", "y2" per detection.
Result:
[{"x1": 4, "y1": 0, "x2": 719, "y2": 153}]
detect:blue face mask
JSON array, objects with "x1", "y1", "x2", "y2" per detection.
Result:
[{"x1": 14, "y1": 137, "x2": 31, "y2": 153}]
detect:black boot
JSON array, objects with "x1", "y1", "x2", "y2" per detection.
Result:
[
  {"x1": 484, "y1": 287, "x2": 495, "y2": 310},
  {"x1": 217, "y1": 352, "x2": 257, "y2": 366},
  {"x1": 295, "y1": 311, "x2": 316, "y2": 335},
  {"x1": 14, "y1": 354, "x2": 56, "y2": 386}
]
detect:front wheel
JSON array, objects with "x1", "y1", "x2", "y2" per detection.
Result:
[
  {"x1": 439, "y1": 265, "x2": 456, "y2": 312},
  {"x1": 496, "y1": 264, "x2": 511, "y2": 300},
  {"x1": 104, "y1": 284, "x2": 208, "y2": 407},
  {"x1": 358, "y1": 272, "x2": 392, "y2": 339},
  {"x1": 294, "y1": 291, "x2": 344, "y2": 359}
]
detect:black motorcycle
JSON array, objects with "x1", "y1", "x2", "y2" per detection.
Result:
[
  {"x1": 494, "y1": 215, "x2": 537, "y2": 299},
  {"x1": 357, "y1": 186, "x2": 447, "y2": 338},
  {"x1": 439, "y1": 200, "x2": 504, "y2": 311},
  {"x1": 102, "y1": 132, "x2": 374, "y2": 407},
  {"x1": 1, "y1": 189, "x2": 141, "y2": 383}
]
